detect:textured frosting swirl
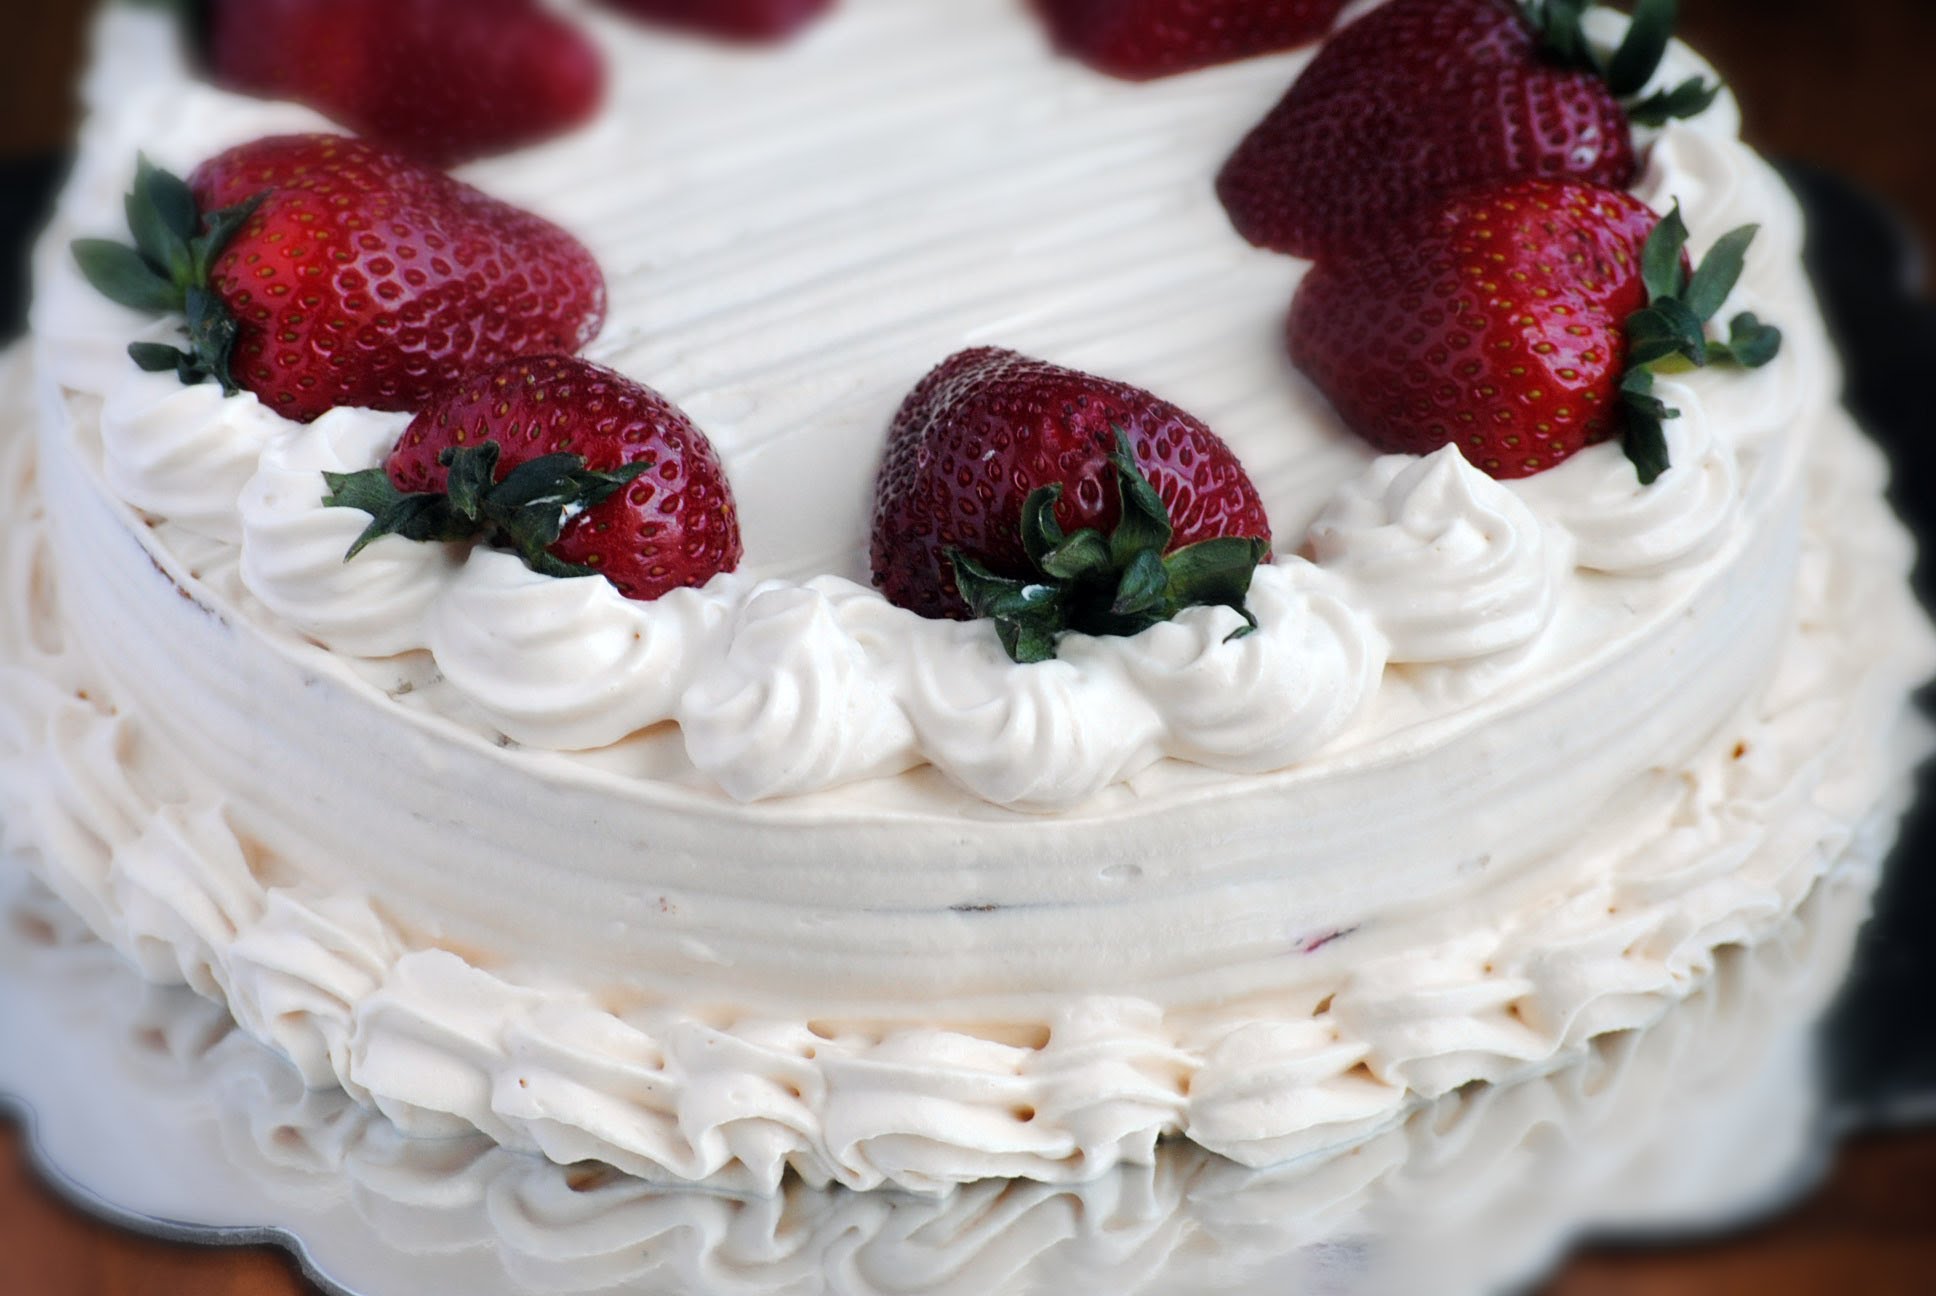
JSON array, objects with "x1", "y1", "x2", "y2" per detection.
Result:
[
  {"x1": 1512, "y1": 381, "x2": 1740, "y2": 575},
  {"x1": 8, "y1": 877, "x2": 1873, "y2": 1296},
  {"x1": 1310, "y1": 447, "x2": 1566, "y2": 663},
  {"x1": 98, "y1": 348, "x2": 285, "y2": 544},
  {"x1": 679, "y1": 581, "x2": 919, "y2": 800},
  {"x1": 237, "y1": 409, "x2": 447, "y2": 659},
  {"x1": 232, "y1": 413, "x2": 1388, "y2": 808}
]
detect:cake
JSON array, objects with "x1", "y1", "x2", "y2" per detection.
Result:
[{"x1": 1, "y1": 0, "x2": 1929, "y2": 1198}]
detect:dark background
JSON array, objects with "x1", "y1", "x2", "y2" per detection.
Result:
[{"x1": 3, "y1": 3, "x2": 1935, "y2": 1294}]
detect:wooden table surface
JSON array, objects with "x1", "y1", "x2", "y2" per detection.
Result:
[{"x1": 4, "y1": 2, "x2": 1935, "y2": 1294}]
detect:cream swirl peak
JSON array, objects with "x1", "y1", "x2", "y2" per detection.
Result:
[{"x1": 1310, "y1": 447, "x2": 1566, "y2": 663}]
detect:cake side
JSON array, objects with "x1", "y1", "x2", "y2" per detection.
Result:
[
  {"x1": 3, "y1": 341, "x2": 1927, "y2": 1189},
  {"x1": 1, "y1": 858, "x2": 1883, "y2": 1296}
]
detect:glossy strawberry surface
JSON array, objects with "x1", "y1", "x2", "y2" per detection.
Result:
[
  {"x1": 1288, "y1": 179, "x2": 1661, "y2": 479},
  {"x1": 1033, "y1": 0, "x2": 1347, "y2": 80},
  {"x1": 1218, "y1": 0, "x2": 1634, "y2": 259},
  {"x1": 207, "y1": 0, "x2": 604, "y2": 166},
  {"x1": 387, "y1": 356, "x2": 741, "y2": 600},
  {"x1": 189, "y1": 135, "x2": 606, "y2": 424},
  {"x1": 597, "y1": 0, "x2": 834, "y2": 41},
  {"x1": 871, "y1": 348, "x2": 1270, "y2": 620}
]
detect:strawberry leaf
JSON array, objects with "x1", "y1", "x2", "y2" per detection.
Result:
[
  {"x1": 1619, "y1": 368, "x2": 1678, "y2": 486},
  {"x1": 191, "y1": 193, "x2": 268, "y2": 284},
  {"x1": 441, "y1": 443, "x2": 502, "y2": 522},
  {"x1": 73, "y1": 160, "x2": 264, "y2": 396},
  {"x1": 1524, "y1": 0, "x2": 1598, "y2": 72},
  {"x1": 1683, "y1": 223, "x2": 1759, "y2": 322},
  {"x1": 1164, "y1": 537, "x2": 1270, "y2": 636},
  {"x1": 1105, "y1": 429, "x2": 1175, "y2": 565},
  {"x1": 1111, "y1": 549, "x2": 1169, "y2": 618},
  {"x1": 128, "y1": 341, "x2": 189, "y2": 374},
  {"x1": 1620, "y1": 215, "x2": 1785, "y2": 485},
  {"x1": 1711, "y1": 312, "x2": 1783, "y2": 369},
  {"x1": 182, "y1": 286, "x2": 242, "y2": 393},
  {"x1": 1020, "y1": 485, "x2": 1067, "y2": 569},
  {"x1": 1039, "y1": 528, "x2": 1112, "y2": 584},
  {"x1": 1623, "y1": 410, "x2": 1672, "y2": 486},
  {"x1": 326, "y1": 441, "x2": 653, "y2": 584},
  {"x1": 1604, "y1": 0, "x2": 1677, "y2": 97},
  {"x1": 72, "y1": 239, "x2": 182, "y2": 312},
  {"x1": 322, "y1": 468, "x2": 469, "y2": 559},
  {"x1": 1627, "y1": 76, "x2": 1723, "y2": 127},
  {"x1": 950, "y1": 423, "x2": 1268, "y2": 664},
  {"x1": 126, "y1": 156, "x2": 195, "y2": 284},
  {"x1": 1641, "y1": 202, "x2": 1690, "y2": 303},
  {"x1": 948, "y1": 552, "x2": 1067, "y2": 665},
  {"x1": 1626, "y1": 297, "x2": 1708, "y2": 367},
  {"x1": 1523, "y1": 0, "x2": 1718, "y2": 121}
]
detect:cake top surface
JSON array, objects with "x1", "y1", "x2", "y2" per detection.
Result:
[{"x1": 33, "y1": 0, "x2": 1825, "y2": 815}]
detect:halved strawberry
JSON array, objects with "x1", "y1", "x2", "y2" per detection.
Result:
[
  {"x1": 870, "y1": 348, "x2": 1271, "y2": 662},
  {"x1": 1032, "y1": 0, "x2": 1347, "y2": 80},
  {"x1": 1218, "y1": 0, "x2": 1722, "y2": 259},
  {"x1": 73, "y1": 136, "x2": 606, "y2": 424},
  {"x1": 1286, "y1": 179, "x2": 1782, "y2": 482},
  {"x1": 596, "y1": 0, "x2": 834, "y2": 42},
  {"x1": 323, "y1": 355, "x2": 741, "y2": 601},
  {"x1": 205, "y1": 0, "x2": 604, "y2": 166}
]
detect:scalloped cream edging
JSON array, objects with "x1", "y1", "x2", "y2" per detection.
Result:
[
  {"x1": 2, "y1": 381, "x2": 1928, "y2": 1192},
  {"x1": 8, "y1": 862, "x2": 1869, "y2": 1296}
]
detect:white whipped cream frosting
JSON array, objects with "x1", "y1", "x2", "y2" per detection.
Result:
[
  {"x1": 26, "y1": 1, "x2": 1841, "y2": 809},
  {"x1": 5, "y1": 871, "x2": 1872, "y2": 1296},
  {"x1": 1310, "y1": 446, "x2": 1568, "y2": 662},
  {"x1": 3, "y1": 361, "x2": 1927, "y2": 1190},
  {"x1": 6, "y1": 0, "x2": 1931, "y2": 1195}
]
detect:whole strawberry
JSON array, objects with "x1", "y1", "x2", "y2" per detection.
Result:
[
  {"x1": 74, "y1": 136, "x2": 606, "y2": 424},
  {"x1": 1032, "y1": 0, "x2": 1347, "y2": 80},
  {"x1": 1218, "y1": 0, "x2": 1721, "y2": 259},
  {"x1": 205, "y1": 0, "x2": 604, "y2": 166},
  {"x1": 1287, "y1": 179, "x2": 1782, "y2": 482},
  {"x1": 596, "y1": 0, "x2": 834, "y2": 42},
  {"x1": 871, "y1": 348, "x2": 1271, "y2": 662},
  {"x1": 323, "y1": 356, "x2": 741, "y2": 601}
]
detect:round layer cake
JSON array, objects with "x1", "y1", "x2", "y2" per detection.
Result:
[{"x1": 1, "y1": 0, "x2": 1929, "y2": 1192}]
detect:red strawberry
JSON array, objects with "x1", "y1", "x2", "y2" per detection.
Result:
[
  {"x1": 870, "y1": 348, "x2": 1271, "y2": 662},
  {"x1": 206, "y1": 0, "x2": 604, "y2": 166},
  {"x1": 1032, "y1": 0, "x2": 1347, "y2": 80},
  {"x1": 69, "y1": 134, "x2": 607, "y2": 424},
  {"x1": 325, "y1": 356, "x2": 741, "y2": 601},
  {"x1": 596, "y1": 0, "x2": 834, "y2": 42},
  {"x1": 1287, "y1": 178, "x2": 1781, "y2": 482},
  {"x1": 1217, "y1": 0, "x2": 1719, "y2": 259}
]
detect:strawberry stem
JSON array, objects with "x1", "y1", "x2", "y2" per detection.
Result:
[
  {"x1": 71, "y1": 155, "x2": 264, "y2": 394},
  {"x1": 323, "y1": 442, "x2": 651, "y2": 581},
  {"x1": 1522, "y1": 0, "x2": 1720, "y2": 125},
  {"x1": 1619, "y1": 202, "x2": 1784, "y2": 484},
  {"x1": 948, "y1": 427, "x2": 1269, "y2": 665}
]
